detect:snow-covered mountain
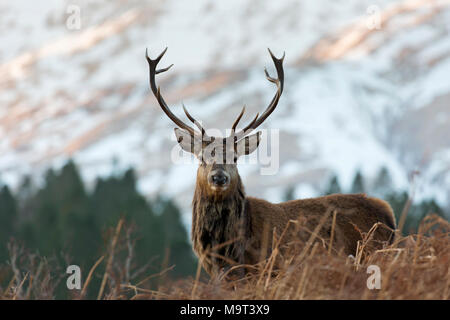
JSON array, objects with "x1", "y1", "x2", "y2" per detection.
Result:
[{"x1": 1, "y1": 0, "x2": 449, "y2": 217}]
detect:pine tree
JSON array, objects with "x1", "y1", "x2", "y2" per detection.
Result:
[
  {"x1": 17, "y1": 175, "x2": 34, "y2": 202},
  {"x1": 350, "y1": 171, "x2": 365, "y2": 194},
  {"x1": 325, "y1": 175, "x2": 341, "y2": 195},
  {"x1": 283, "y1": 186, "x2": 296, "y2": 201},
  {"x1": 384, "y1": 191, "x2": 446, "y2": 235},
  {"x1": 372, "y1": 167, "x2": 392, "y2": 197},
  {"x1": 19, "y1": 161, "x2": 92, "y2": 263},
  {"x1": 158, "y1": 197, "x2": 196, "y2": 277},
  {"x1": 0, "y1": 185, "x2": 17, "y2": 262}
]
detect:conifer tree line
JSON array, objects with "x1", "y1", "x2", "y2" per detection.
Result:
[
  {"x1": 0, "y1": 160, "x2": 197, "y2": 297},
  {"x1": 287, "y1": 167, "x2": 447, "y2": 234}
]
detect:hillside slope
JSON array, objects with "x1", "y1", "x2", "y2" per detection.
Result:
[{"x1": 1, "y1": 0, "x2": 449, "y2": 216}]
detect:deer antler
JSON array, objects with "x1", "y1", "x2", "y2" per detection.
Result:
[
  {"x1": 146, "y1": 47, "x2": 205, "y2": 137},
  {"x1": 232, "y1": 48, "x2": 284, "y2": 141}
]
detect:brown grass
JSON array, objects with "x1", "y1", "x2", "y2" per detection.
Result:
[
  {"x1": 153, "y1": 214, "x2": 450, "y2": 300},
  {"x1": 1, "y1": 214, "x2": 449, "y2": 300}
]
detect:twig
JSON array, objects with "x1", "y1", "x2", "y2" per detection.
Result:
[
  {"x1": 97, "y1": 219, "x2": 124, "y2": 300},
  {"x1": 80, "y1": 255, "x2": 105, "y2": 299}
]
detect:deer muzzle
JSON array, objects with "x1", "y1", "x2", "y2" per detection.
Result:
[{"x1": 208, "y1": 169, "x2": 230, "y2": 190}]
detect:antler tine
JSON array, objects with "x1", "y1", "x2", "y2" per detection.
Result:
[
  {"x1": 233, "y1": 48, "x2": 285, "y2": 140},
  {"x1": 239, "y1": 112, "x2": 259, "y2": 133},
  {"x1": 228, "y1": 112, "x2": 259, "y2": 142},
  {"x1": 146, "y1": 48, "x2": 198, "y2": 137},
  {"x1": 231, "y1": 105, "x2": 246, "y2": 132},
  {"x1": 182, "y1": 103, "x2": 206, "y2": 136}
]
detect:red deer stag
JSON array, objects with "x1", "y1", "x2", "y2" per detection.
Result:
[{"x1": 146, "y1": 48, "x2": 396, "y2": 278}]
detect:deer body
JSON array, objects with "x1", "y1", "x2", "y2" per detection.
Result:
[
  {"x1": 146, "y1": 48, "x2": 397, "y2": 278},
  {"x1": 192, "y1": 170, "x2": 396, "y2": 276}
]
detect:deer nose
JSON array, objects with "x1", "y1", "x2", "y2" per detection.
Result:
[
  {"x1": 212, "y1": 173, "x2": 228, "y2": 185},
  {"x1": 209, "y1": 170, "x2": 230, "y2": 187}
]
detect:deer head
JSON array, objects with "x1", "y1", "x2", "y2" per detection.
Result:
[{"x1": 146, "y1": 48, "x2": 284, "y2": 199}]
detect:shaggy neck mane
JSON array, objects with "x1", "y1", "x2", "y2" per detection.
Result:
[{"x1": 191, "y1": 176, "x2": 251, "y2": 274}]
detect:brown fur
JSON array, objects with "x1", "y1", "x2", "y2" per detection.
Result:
[{"x1": 191, "y1": 168, "x2": 396, "y2": 277}]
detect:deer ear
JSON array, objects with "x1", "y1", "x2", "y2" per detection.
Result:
[
  {"x1": 236, "y1": 131, "x2": 261, "y2": 157},
  {"x1": 174, "y1": 128, "x2": 202, "y2": 156}
]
